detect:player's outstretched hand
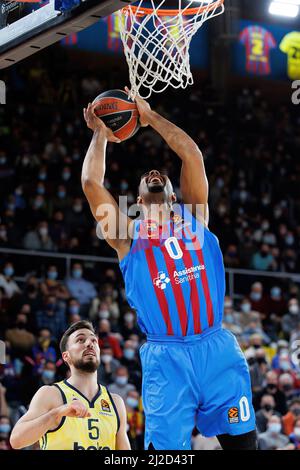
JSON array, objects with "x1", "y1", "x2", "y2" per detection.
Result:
[
  {"x1": 83, "y1": 103, "x2": 121, "y2": 143},
  {"x1": 57, "y1": 400, "x2": 91, "y2": 419},
  {"x1": 124, "y1": 86, "x2": 151, "y2": 127}
]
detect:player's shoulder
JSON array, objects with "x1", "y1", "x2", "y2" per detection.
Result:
[
  {"x1": 34, "y1": 384, "x2": 64, "y2": 405},
  {"x1": 110, "y1": 393, "x2": 126, "y2": 413}
]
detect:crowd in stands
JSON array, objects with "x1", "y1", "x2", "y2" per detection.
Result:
[{"x1": 0, "y1": 47, "x2": 300, "y2": 450}]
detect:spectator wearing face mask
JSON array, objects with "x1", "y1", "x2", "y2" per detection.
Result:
[
  {"x1": 271, "y1": 341, "x2": 290, "y2": 369},
  {"x1": 0, "y1": 415, "x2": 12, "y2": 450},
  {"x1": 120, "y1": 340, "x2": 142, "y2": 390},
  {"x1": 248, "y1": 282, "x2": 269, "y2": 315},
  {"x1": 289, "y1": 417, "x2": 300, "y2": 450},
  {"x1": 40, "y1": 265, "x2": 70, "y2": 301},
  {"x1": 97, "y1": 346, "x2": 120, "y2": 386},
  {"x1": 67, "y1": 298, "x2": 82, "y2": 322},
  {"x1": 31, "y1": 328, "x2": 57, "y2": 373},
  {"x1": 125, "y1": 390, "x2": 144, "y2": 450},
  {"x1": 98, "y1": 319, "x2": 122, "y2": 359},
  {"x1": 38, "y1": 361, "x2": 57, "y2": 386},
  {"x1": 65, "y1": 197, "x2": 89, "y2": 233},
  {"x1": 258, "y1": 415, "x2": 293, "y2": 450},
  {"x1": 108, "y1": 366, "x2": 136, "y2": 402},
  {"x1": 282, "y1": 299, "x2": 300, "y2": 339},
  {"x1": 253, "y1": 370, "x2": 288, "y2": 415},
  {"x1": 251, "y1": 244, "x2": 274, "y2": 271},
  {"x1": 282, "y1": 399, "x2": 300, "y2": 435},
  {"x1": 120, "y1": 311, "x2": 142, "y2": 339},
  {"x1": 0, "y1": 263, "x2": 21, "y2": 299},
  {"x1": 249, "y1": 348, "x2": 269, "y2": 394},
  {"x1": 23, "y1": 221, "x2": 56, "y2": 251},
  {"x1": 222, "y1": 296, "x2": 243, "y2": 336},
  {"x1": 237, "y1": 298, "x2": 260, "y2": 329},
  {"x1": 66, "y1": 263, "x2": 97, "y2": 316},
  {"x1": 256, "y1": 394, "x2": 281, "y2": 433},
  {"x1": 278, "y1": 373, "x2": 299, "y2": 401},
  {"x1": 5, "y1": 314, "x2": 35, "y2": 354},
  {"x1": 244, "y1": 333, "x2": 266, "y2": 362},
  {"x1": 268, "y1": 286, "x2": 287, "y2": 318},
  {"x1": 35, "y1": 295, "x2": 67, "y2": 340},
  {"x1": 17, "y1": 275, "x2": 39, "y2": 308}
]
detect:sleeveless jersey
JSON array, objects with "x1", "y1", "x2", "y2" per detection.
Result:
[
  {"x1": 39, "y1": 380, "x2": 119, "y2": 450},
  {"x1": 120, "y1": 205, "x2": 225, "y2": 337}
]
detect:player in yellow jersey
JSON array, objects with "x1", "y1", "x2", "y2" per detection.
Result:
[{"x1": 10, "y1": 320, "x2": 131, "y2": 450}]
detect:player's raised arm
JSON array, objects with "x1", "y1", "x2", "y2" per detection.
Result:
[
  {"x1": 10, "y1": 385, "x2": 90, "y2": 449},
  {"x1": 111, "y1": 394, "x2": 131, "y2": 450},
  {"x1": 130, "y1": 89, "x2": 209, "y2": 225},
  {"x1": 81, "y1": 104, "x2": 131, "y2": 258}
]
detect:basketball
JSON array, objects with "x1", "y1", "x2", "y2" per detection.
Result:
[{"x1": 92, "y1": 89, "x2": 140, "y2": 141}]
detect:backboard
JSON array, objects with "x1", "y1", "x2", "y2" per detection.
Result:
[{"x1": 0, "y1": 0, "x2": 134, "y2": 69}]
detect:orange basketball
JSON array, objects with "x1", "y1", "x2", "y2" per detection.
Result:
[{"x1": 93, "y1": 89, "x2": 140, "y2": 142}]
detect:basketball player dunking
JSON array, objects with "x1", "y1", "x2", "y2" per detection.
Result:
[
  {"x1": 81, "y1": 90, "x2": 257, "y2": 450},
  {"x1": 10, "y1": 321, "x2": 131, "y2": 450}
]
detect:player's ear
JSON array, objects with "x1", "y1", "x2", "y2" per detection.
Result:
[
  {"x1": 171, "y1": 192, "x2": 177, "y2": 203},
  {"x1": 62, "y1": 351, "x2": 70, "y2": 365},
  {"x1": 137, "y1": 195, "x2": 142, "y2": 205}
]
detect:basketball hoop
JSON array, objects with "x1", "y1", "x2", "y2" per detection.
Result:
[{"x1": 118, "y1": 0, "x2": 225, "y2": 99}]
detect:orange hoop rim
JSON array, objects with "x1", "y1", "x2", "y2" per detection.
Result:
[{"x1": 121, "y1": 0, "x2": 224, "y2": 17}]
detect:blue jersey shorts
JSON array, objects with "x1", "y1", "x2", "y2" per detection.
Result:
[{"x1": 140, "y1": 326, "x2": 256, "y2": 450}]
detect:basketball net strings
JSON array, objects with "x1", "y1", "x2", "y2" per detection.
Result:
[{"x1": 118, "y1": 0, "x2": 225, "y2": 99}]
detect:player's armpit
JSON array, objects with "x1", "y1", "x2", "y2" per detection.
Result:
[
  {"x1": 111, "y1": 394, "x2": 131, "y2": 450},
  {"x1": 10, "y1": 385, "x2": 63, "y2": 449}
]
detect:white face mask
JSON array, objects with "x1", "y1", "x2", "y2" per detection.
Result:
[
  {"x1": 294, "y1": 427, "x2": 300, "y2": 438},
  {"x1": 268, "y1": 423, "x2": 281, "y2": 434},
  {"x1": 99, "y1": 310, "x2": 110, "y2": 320},
  {"x1": 289, "y1": 304, "x2": 299, "y2": 315},
  {"x1": 101, "y1": 354, "x2": 112, "y2": 364}
]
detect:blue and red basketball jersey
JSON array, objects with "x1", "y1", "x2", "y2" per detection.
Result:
[
  {"x1": 120, "y1": 206, "x2": 225, "y2": 337},
  {"x1": 239, "y1": 25, "x2": 276, "y2": 75}
]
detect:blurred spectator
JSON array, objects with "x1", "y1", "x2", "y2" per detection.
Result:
[
  {"x1": 5, "y1": 314, "x2": 35, "y2": 354},
  {"x1": 23, "y1": 221, "x2": 56, "y2": 251},
  {"x1": 283, "y1": 398, "x2": 300, "y2": 436},
  {"x1": 31, "y1": 328, "x2": 57, "y2": 372},
  {"x1": 251, "y1": 244, "x2": 274, "y2": 271},
  {"x1": 40, "y1": 265, "x2": 70, "y2": 301},
  {"x1": 108, "y1": 366, "x2": 135, "y2": 401},
  {"x1": 289, "y1": 417, "x2": 300, "y2": 450},
  {"x1": 249, "y1": 348, "x2": 269, "y2": 394},
  {"x1": 0, "y1": 415, "x2": 12, "y2": 450},
  {"x1": 258, "y1": 415, "x2": 293, "y2": 450},
  {"x1": 0, "y1": 262, "x2": 21, "y2": 299},
  {"x1": 120, "y1": 311, "x2": 141, "y2": 339},
  {"x1": 98, "y1": 319, "x2": 122, "y2": 360},
  {"x1": 282, "y1": 299, "x2": 300, "y2": 339},
  {"x1": 253, "y1": 370, "x2": 288, "y2": 415},
  {"x1": 255, "y1": 394, "x2": 281, "y2": 433},
  {"x1": 35, "y1": 295, "x2": 67, "y2": 339},
  {"x1": 125, "y1": 390, "x2": 144, "y2": 450},
  {"x1": 278, "y1": 373, "x2": 299, "y2": 401},
  {"x1": 120, "y1": 340, "x2": 142, "y2": 389},
  {"x1": 98, "y1": 346, "x2": 120, "y2": 386},
  {"x1": 65, "y1": 263, "x2": 97, "y2": 316},
  {"x1": 249, "y1": 282, "x2": 269, "y2": 315}
]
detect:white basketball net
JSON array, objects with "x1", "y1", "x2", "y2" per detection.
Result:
[{"x1": 118, "y1": 0, "x2": 225, "y2": 99}]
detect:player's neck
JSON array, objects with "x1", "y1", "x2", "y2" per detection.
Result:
[
  {"x1": 67, "y1": 370, "x2": 99, "y2": 400},
  {"x1": 142, "y1": 203, "x2": 173, "y2": 225}
]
